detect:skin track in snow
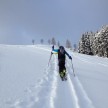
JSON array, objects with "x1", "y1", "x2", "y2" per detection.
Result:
[{"x1": 0, "y1": 45, "x2": 108, "y2": 108}]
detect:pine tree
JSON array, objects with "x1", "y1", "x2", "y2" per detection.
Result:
[
  {"x1": 32, "y1": 39, "x2": 35, "y2": 45},
  {"x1": 66, "y1": 39, "x2": 72, "y2": 48},
  {"x1": 73, "y1": 44, "x2": 77, "y2": 51},
  {"x1": 78, "y1": 32, "x2": 94, "y2": 55},
  {"x1": 48, "y1": 39, "x2": 51, "y2": 45},
  {"x1": 92, "y1": 25, "x2": 108, "y2": 57},
  {"x1": 40, "y1": 39, "x2": 44, "y2": 44},
  {"x1": 78, "y1": 25, "x2": 108, "y2": 57},
  {"x1": 57, "y1": 41, "x2": 60, "y2": 47},
  {"x1": 51, "y1": 37, "x2": 56, "y2": 45}
]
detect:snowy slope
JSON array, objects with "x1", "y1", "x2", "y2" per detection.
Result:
[{"x1": 0, "y1": 45, "x2": 108, "y2": 108}]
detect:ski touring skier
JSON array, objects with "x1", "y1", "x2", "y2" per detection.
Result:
[{"x1": 51, "y1": 45, "x2": 72, "y2": 81}]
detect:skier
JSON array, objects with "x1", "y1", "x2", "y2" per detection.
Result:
[{"x1": 52, "y1": 45, "x2": 72, "y2": 80}]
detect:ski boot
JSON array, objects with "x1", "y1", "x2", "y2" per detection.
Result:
[
  {"x1": 60, "y1": 71, "x2": 64, "y2": 81},
  {"x1": 60, "y1": 69, "x2": 67, "y2": 81},
  {"x1": 63, "y1": 69, "x2": 67, "y2": 80}
]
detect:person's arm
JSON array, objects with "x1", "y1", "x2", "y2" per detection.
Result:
[
  {"x1": 65, "y1": 51, "x2": 72, "y2": 59},
  {"x1": 52, "y1": 45, "x2": 58, "y2": 54}
]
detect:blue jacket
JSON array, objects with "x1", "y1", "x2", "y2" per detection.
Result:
[{"x1": 52, "y1": 47, "x2": 72, "y2": 60}]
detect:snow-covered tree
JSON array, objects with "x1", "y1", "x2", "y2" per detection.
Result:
[
  {"x1": 78, "y1": 25, "x2": 108, "y2": 57},
  {"x1": 66, "y1": 39, "x2": 72, "y2": 48},
  {"x1": 78, "y1": 34, "x2": 86, "y2": 54},
  {"x1": 57, "y1": 41, "x2": 60, "y2": 47},
  {"x1": 78, "y1": 32, "x2": 94, "y2": 55},
  {"x1": 48, "y1": 39, "x2": 51, "y2": 45},
  {"x1": 40, "y1": 39, "x2": 44, "y2": 44},
  {"x1": 51, "y1": 37, "x2": 56, "y2": 45},
  {"x1": 32, "y1": 39, "x2": 35, "y2": 45},
  {"x1": 73, "y1": 44, "x2": 77, "y2": 51},
  {"x1": 92, "y1": 25, "x2": 108, "y2": 57}
]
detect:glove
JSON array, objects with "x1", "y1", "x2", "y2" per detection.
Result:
[
  {"x1": 52, "y1": 45, "x2": 54, "y2": 50},
  {"x1": 69, "y1": 56, "x2": 72, "y2": 60}
]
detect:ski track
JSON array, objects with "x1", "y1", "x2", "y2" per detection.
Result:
[
  {"x1": 7, "y1": 47, "x2": 58, "y2": 108},
  {"x1": 6, "y1": 47, "x2": 96, "y2": 108},
  {"x1": 67, "y1": 60, "x2": 95, "y2": 108},
  {"x1": 67, "y1": 75, "x2": 80, "y2": 108},
  {"x1": 49, "y1": 55, "x2": 58, "y2": 108}
]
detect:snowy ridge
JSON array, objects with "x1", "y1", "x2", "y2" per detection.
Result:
[{"x1": 0, "y1": 45, "x2": 108, "y2": 108}]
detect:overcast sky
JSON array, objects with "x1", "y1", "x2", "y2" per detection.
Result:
[{"x1": 0, "y1": 0, "x2": 108, "y2": 45}]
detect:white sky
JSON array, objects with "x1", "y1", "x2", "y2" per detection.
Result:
[{"x1": 0, "y1": 0, "x2": 108, "y2": 45}]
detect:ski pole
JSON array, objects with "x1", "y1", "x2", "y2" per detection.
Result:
[
  {"x1": 48, "y1": 52, "x2": 53, "y2": 66},
  {"x1": 71, "y1": 59, "x2": 75, "y2": 77}
]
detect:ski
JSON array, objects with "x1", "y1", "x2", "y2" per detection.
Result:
[{"x1": 61, "y1": 77, "x2": 67, "y2": 81}]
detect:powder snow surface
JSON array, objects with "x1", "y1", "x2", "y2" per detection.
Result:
[{"x1": 0, "y1": 45, "x2": 108, "y2": 108}]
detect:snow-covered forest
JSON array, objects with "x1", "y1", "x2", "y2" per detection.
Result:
[{"x1": 78, "y1": 25, "x2": 108, "y2": 57}]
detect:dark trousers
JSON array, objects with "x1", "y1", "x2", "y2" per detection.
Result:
[{"x1": 59, "y1": 61, "x2": 66, "y2": 73}]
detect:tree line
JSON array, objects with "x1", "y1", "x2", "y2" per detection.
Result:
[
  {"x1": 31, "y1": 24, "x2": 108, "y2": 58},
  {"x1": 78, "y1": 25, "x2": 108, "y2": 57},
  {"x1": 32, "y1": 37, "x2": 77, "y2": 51}
]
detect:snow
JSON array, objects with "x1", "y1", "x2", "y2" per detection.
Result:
[{"x1": 0, "y1": 45, "x2": 108, "y2": 108}]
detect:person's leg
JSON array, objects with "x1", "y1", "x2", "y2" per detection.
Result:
[
  {"x1": 59, "y1": 61, "x2": 63, "y2": 72},
  {"x1": 59, "y1": 62, "x2": 64, "y2": 78},
  {"x1": 61, "y1": 61, "x2": 67, "y2": 78}
]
